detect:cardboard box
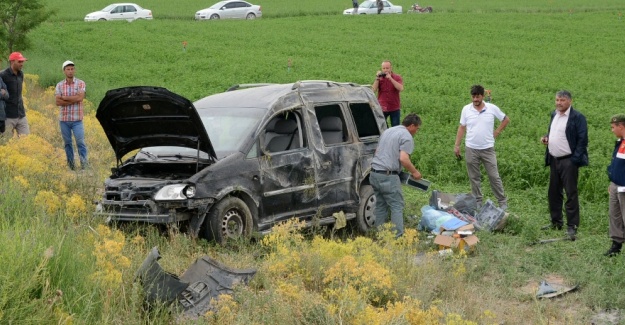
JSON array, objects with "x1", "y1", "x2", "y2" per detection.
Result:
[
  {"x1": 434, "y1": 234, "x2": 479, "y2": 250},
  {"x1": 439, "y1": 223, "x2": 474, "y2": 234},
  {"x1": 434, "y1": 221, "x2": 479, "y2": 253},
  {"x1": 434, "y1": 234, "x2": 455, "y2": 248}
]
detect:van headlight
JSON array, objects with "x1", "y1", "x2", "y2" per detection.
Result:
[{"x1": 154, "y1": 184, "x2": 196, "y2": 200}]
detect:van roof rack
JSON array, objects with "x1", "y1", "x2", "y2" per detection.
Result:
[
  {"x1": 292, "y1": 80, "x2": 361, "y2": 90},
  {"x1": 225, "y1": 83, "x2": 277, "y2": 92}
]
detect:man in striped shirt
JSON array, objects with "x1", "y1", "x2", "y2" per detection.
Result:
[{"x1": 55, "y1": 60, "x2": 88, "y2": 170}]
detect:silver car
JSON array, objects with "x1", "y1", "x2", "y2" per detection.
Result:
[
  {"x1": 343, "y1": 0, "x2": 402, "y2": 15},
  {"x1": 195, "y1": 0, "x2": 262, "y2": 20},
  {"x1": 84, "y1": 3, "x2": 153, "y2": 22}
]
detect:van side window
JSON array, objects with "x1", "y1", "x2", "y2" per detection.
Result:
[
  {"x1": 263, "y1": 112, "x2": 305, "y2": 153},
  {"x1": 315, "y1": 104, "x2": 347, "y2": 146},
  {"x1": 348, "y1": 103, "x2": 380, "y2": 138}
]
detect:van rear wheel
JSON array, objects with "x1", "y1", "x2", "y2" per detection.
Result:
[
  {"x1": 354, "y1": 184, "x2": 376, "y2": 233},
  {"x1": 203, "y1": 197, "x2": 252, "y2": 243}
]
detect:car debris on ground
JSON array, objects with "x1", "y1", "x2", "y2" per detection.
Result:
[
  {"x1": 135, "y1": 247, "x2": 256, "y2": 319},
  {"x1": 536, "y1": 279, "x2": 579, "y2": 299}
]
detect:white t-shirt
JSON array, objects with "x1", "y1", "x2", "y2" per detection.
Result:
[{"x1": 459, "y1": 102, "x2": 506, "y2": 150}]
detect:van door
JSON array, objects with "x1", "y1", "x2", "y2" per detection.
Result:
[
  {"x1": 259, "y1": 111, "x2": 318, "y2": 224},
  {"x1": 347, "y1": 102, "x2": 383, "y2": 173},
  {"x1": 109, "y1": 5, "x2": 124, "y2": 20},
  {"x1": 313, "y1": 104, "x2": 359, "y2": 215}
]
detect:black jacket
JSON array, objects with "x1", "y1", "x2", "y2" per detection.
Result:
[
  {"x1": 0, "y1": 78, "x2": 8, "y2": 120},
  {"x1": 0, "y1": 67, "x2": 24, "y2": 119},
  {"x1": 544, "y1": 107, "x2": 589, "y2": 167}
]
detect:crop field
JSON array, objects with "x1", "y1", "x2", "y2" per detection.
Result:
[
  {"x1": 48, "y1": 0, "x2": 625, "y2": 21},
  {"x1": 1, "y1": 0, "x2": 625, "y2": 323}
]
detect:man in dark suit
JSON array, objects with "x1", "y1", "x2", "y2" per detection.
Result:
[{"x1": 540, "y1": 90, "x2": 588, "y2": 240}]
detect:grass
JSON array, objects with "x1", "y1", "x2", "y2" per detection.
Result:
[
  {"x1": 47, "y1": 0, "x2": 625, "y2": 21},
  {"x1": 2, "y1": 0, "x2": 625, "y2": 323}
]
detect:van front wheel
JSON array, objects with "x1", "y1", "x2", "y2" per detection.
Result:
[{"x1": 203, "y1": 197, "x2": 252, "y2": 243}]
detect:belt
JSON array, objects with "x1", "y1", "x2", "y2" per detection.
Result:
[
  {"x1": 372, "y1": 169, "x2": 399, "y2": 175},
  {"x1": 552, "y1": 154, "x2": 572, "y2": 161}
]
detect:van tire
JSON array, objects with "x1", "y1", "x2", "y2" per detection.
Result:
[
  {"x1": 204, "y1": 197, "x2": 253, "y2": 243},
  {"x1": 355, "y1": 184, "x2": 376, "y2": 233}
]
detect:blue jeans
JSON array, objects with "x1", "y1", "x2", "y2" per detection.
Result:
[
  {"x1": 370, "y1": 172, "x2": 405, "y2": 236},
  {"x1": 383, "y1": 110, "x2": 401, "y2": 127},
  {"x1": 60, "y1": 120, "x2": 88, "y2": 169}
]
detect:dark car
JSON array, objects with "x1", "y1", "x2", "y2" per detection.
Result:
[{"x1": 95, "y1": 81, "x2": 387, "y2": 242}]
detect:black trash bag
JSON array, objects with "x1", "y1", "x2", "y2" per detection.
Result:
[
  {"x1": 452, "y1": 193, "x2": 477, "y2": 215},
  {"x1": 429, "y1": 190, "x2": 477, "y2": 215}
]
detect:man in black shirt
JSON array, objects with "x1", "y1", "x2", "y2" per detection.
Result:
[{"x1": 0, "y1": 52, "x2": 30, "y2": 137}]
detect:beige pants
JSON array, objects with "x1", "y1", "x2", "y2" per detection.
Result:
[
  {"x1": 609, "y1": 182, "x2": 625, "y2": 243},
  {"x1": 4, "y1": 117, "x2": 30, "y2": 137},
  {"x1": 465, "y1": 146, "x2": 507, "y2": 207}
]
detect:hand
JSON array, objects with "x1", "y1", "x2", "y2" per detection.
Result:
[
  {"x1": 454, "y1": 145, "x2": 461, "y2": 157},
  {"x1": 412, "y1": 170, "x2": 422, "y2": 180},
  {"x1": 541, "y1": 136, "x2": 548, "y2": 145}
]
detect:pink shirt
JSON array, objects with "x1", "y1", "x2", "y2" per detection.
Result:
[{"x1": 55, "y1": 78, "x2": 86, "y2": 122}]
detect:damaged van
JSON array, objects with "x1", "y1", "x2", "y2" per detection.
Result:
[{"x1": 95, "y1": 81, "x2": 387, "y2": 242}]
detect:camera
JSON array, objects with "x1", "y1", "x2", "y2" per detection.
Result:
[{"x1": 378, "y1": 73, "x2": 387, "y2": 78}]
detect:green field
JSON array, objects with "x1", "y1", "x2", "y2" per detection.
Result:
[
  {"x1": 2, "y1": 0, "x2": 625, "y2": 323},
  {"x1": 47, "y1": 0, "x2": 625, "y2": 21}
]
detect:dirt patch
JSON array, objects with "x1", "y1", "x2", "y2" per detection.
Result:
[{"x1": 590, "y1": 309, "x2": 623, "y2": 325}]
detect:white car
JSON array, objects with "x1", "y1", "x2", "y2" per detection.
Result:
[
  {"x1": 84, "y1": 3, "x2": 153, "y2": 22},
  {"x1": 195, "y1": 0, "x2": 262, "y2": 20},
  {"x1": 343, "y1": 0, "x2": 402, "y2": 15}
]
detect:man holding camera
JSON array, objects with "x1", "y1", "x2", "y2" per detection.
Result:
[{"x1": 372, "y1": 60, "x2": 404, "y2": 127}]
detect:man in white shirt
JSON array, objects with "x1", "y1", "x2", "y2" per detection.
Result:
[
  {"x1": 541, "y1": 90, "x2": 588, "y2": 240},
  {"x1": 454, "y1": 85, "x2": 510, "y2": 210}
]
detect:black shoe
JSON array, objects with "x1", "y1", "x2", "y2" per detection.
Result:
[
  {"x1": 567, "y1": 227, "x2": 577, "y2": 241},
  {"x1": 541, "y1": 224, "x2": 562, "y2": 231},
  {"x1": 604, "y1": 241, "x2": 622, "y2": 257}
]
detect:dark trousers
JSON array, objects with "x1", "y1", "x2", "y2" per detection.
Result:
[
  {"x1": 383, "y1": 110, "x2": 400, "y2": 127},
  {"x1": 548, "y1": 156, "x2": 580, "y2": 229}
]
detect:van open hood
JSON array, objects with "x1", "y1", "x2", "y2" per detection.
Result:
[{"x1": 96, "y1": 86, "x2": 216, "y2": 161}]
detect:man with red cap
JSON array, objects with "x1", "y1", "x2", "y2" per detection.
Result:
[{"x1": 0, "y1": 52, "x2": 30, "y2": 137}]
